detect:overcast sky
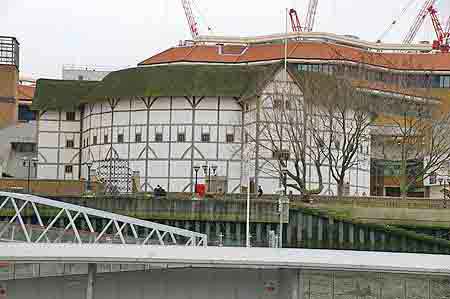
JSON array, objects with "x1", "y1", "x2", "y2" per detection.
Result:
[{"x1": 2, "y1": 0, "x2": 449, "y2": 79}]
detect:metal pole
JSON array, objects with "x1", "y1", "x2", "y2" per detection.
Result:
[
  {"x1": 27, "y1": 161, "x2": 31, "y2": 194},
  {"x1": 208, "y1": 168, "x2": 211, "y2": 192},
  {"x1": 86, "y1": 263, "x2": 97, "y2": 299},
  {"x1": 195, "y1": 170, "x2": 198, "y2": 194},
  {"x1": 246, "y1": 159, "x2": 251, "y2": 247},
  {"x1": 87, "y1": 165, "x2": 91, "y2": 192},
  {"x1": 279, "y1": 202, "x2": 283, "y2": 248},
  {"x1": 284, "y1": 172, "x2": 287, "y2": 195}
]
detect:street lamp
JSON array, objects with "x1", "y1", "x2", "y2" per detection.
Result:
[
  {"x1": 193, "y1": 166, "x2": 200, "y2": 194},
  {"x1": 86, "y1": 161, "x2": 93, "y2": 191},
  {"x1": 202, "y1": 163, "x2": 217, "y2": 192},
  {"x1": 281, "y1": 165, "x2": 288, "y2": 195},
  {"x1": 22, "y1": 157, "x2": 38, "y2": 194},
  {"x1": 439, "y1": 177, "x2": 450, "y2": 208}
]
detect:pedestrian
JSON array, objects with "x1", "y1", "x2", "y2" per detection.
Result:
[{"x1": 257, "y1": 186, "x2": 263, "y2": 198}]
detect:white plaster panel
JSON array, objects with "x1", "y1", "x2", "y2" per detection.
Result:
[
  {"x1": 170, "y1": 161, "x2": 191, "y2": 178},
  {"x1": 171, "y1": 144, "x2": 191, "y2": 159},
  {"x1": 149, "y1": 111, "x2": 170, "y2": 124},
  {"x1": 131, "y1": 111, "x2": 147, "y2": 125},
  {"x1": 129, "y1": 144, "x2": 146, "y2": 160},
  {"x1": 171, "y1": 111, "x2": 192, "y2": 124},
  {"x1": 37, "y1": 164, "x2": 58, "y2": 179},
  {"x1": 131, "y1": 98, "x2": 148, "y2": 111},
  {"x1": 60, "y1": 121, "x2": 80, "y2": 132},
  {"x1": 197, "y1": 97, "x2": 218, "y2": 109},
  {"x1": 148, "y1": 160, "x2": 169, "y2": 177},
  {"x1": 149, "y1": 144, "x2": 169, "y2": 159},
  {"x1": 38, "y1": 149, "x2": 58, "y2": 163},
  {"x1": 228, "y1": 161, "x2": 242, "y2": 179},
  {"x1": 220, "y1": 97, "x2": 241, "y2": 110},
  {"x1": 90, "y1": 114, "x2": 101, "y2": 129},
  {"x1": 60, "y1": 149, "x2": 79, "y2": 164},
  {"x1": 114, "y1": 111, "x2": 130, "y2": 126},
  {"x1": 38, "y1": 132, "x2": 58, "y2": 148},
  {"x1": 38, "y1": 121, "x2": 59, "y2": 132},
  {"x1": 219, "y1": 111, "x2": 241, "y2": 125},
  {"x1": 172, "y1": 97, "x2": 192, "y2": 109},
  {"x1": 218, "y1": 144, "x2": 240, "y2": 160},
  {"x1": 114, "y1": 98, "x2": 130, "y2": 111},
  {"x1": 195, "y1": 110, "x2": 217, "y2": 124},
  {"x1": 259, "y1": 178, "x2": 279, "y2": 194},
  {"x1": 150, "y1": 97, "x2": 170, "y2": 110},
  {"x1": 61, "y1": 133, "x2": 80, "y2": 148},
  {"x1": 195, "y1": 144, "x2": 217, "y2": 160},
  {"x1": 112, "y1": 144, "x2": 128, "y2": 159},
  {"x1": 169, "y1": 179, "x2": 190, "y2": 192},
  {"x1": 101, "y1": 112, "x2": 112, "y2": 125}
]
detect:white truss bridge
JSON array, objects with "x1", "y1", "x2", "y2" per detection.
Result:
[{"x1": 0, "y1": 192, "x2": 207, "y2": 246}]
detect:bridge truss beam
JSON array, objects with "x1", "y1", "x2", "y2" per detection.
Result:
[{"x1": 0, "y1": 192, "x2": 207, "y2": 247}]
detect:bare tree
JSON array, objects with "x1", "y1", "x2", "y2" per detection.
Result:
[
  {"x1": 304, "y1": 73, "x2": 374, "y2": 197},
  {"x1": 250, "y1": 73, "x2": 330, "y2": 196},
  {"x1": 376, "y1": 90, "x2": 450, "y2": 199}
]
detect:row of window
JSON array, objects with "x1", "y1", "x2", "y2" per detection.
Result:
[
  {"x1": 77, "y1": 133, "x2": 237, "y2": 148},
  {"x1": 297, "y1": 63, "x2": 450, "y2": 89}
]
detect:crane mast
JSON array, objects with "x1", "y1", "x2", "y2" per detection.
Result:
[
  {"x1": 304, "y1": 0, "x2": 319, "y2": 32},
  {"x1": 403, "y1": 0, "x2": 436, "y2": 44},
  {"x1": 289, "y1": 9, "x2": 303, "y2": 32},
  {"x1": 181, "y1": 0, "x2": 200, "y2": 39},
  {"x1": 428, "y1": 6, "x2": 450, "y2": 52}
]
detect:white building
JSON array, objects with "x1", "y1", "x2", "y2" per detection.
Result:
[
  {"x1": 33, "y1": 62, "x2": 370, "y2": 195},
  {"x1": 62, "y1": 65, "x2": 116, "y2": 81}
]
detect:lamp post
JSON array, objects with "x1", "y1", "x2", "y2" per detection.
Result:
[
  {"x1": 202, "y1": 163, "x2": 217, "y2": 192},
  {"x1": 86, "y1": 161, "x2": 93, "y2": 192},
  {"x1": 439, "y1": 176, "x2": 450, "y2": 208},
  {"x1": 22, "y1": 157, "x2": 38, "y2": 194},
  {"x1": 193, "y1": 166, "x2": 200, "y2": 194},
  {"x1": 279, "y1": 165, "x2": 289, "y2": 248}
]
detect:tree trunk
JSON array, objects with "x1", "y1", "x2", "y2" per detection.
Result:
[{"x1": 337, "y1": 181, "x2": 344, "y2": 198}]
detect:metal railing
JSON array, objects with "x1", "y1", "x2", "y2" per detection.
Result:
[{"x1": 0, "y1": 36, "x2": 19, "y2": 69}]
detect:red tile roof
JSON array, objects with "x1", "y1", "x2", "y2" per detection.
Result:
[
  {"x1": 17, "y1": 84, "x2": 35, "y2": 101},
  {"x1": 139, "y1": 42, "x2": 450, "y2": 72}
]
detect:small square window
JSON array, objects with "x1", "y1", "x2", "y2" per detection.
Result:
[
  {"x1": 93, "y1": 136, "x2": 97, "y2": 145},
  {"x1": 135, "y1": 133, "x2": 142, "y2": 143},
  {"x1": 66, "y1": 112, "x2": 76, "y2": 121},
  {"x1": 226, "y1": 133, "x2": 234, "y2": 143},
  {"x1": 201, "y1": 133, "x2": 210, "y2": 143},
  {"x1": 118, "y1": 134, "x2": 124, "y2": 143},
  {"x1": 66, "y1": 139, "x2": 74, "y2": 148},
  {"x1": 177, "y1": 133, "x2": 186, "y2": 143},
  {"x1": 65, "y1": 165, "x2": 73, "y2": 174},
  {"x1": 104, "y1": 135, "x2": 109, "y2": 144},
  {"x1": 78, "y1": 75, "x2": 84, "y2": 81},
  {"x1": 155, "y1": 133, "x2": 163, "y2": 142}
]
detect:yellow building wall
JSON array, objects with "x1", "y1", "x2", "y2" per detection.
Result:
[{"x1": 0, "y1": 65, "x2": 18, "y2": 128}]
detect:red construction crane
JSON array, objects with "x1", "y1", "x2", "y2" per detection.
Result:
[
  {"x1": 428, "y1": 5, "x2": 450, "y2": 52},
  {"x1": 403, "y1": 0, "x2": 437, "y2": 44},
  {"x1": 289, "y1": 0, "x2": 318, "y2": 33},
  {"x1": 289, "y1": 9, "x2": 303, "y2": 32},
  {"x1": 181, "y1": 0, "x2": 200, "y2": 39}
]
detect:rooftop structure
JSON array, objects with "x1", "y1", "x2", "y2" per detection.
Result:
[{"x1": 0, "y1": 36, "x2": 19, "y2": 70}]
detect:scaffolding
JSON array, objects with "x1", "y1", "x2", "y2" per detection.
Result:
[{"x1": 0, "y1": 36, "x2": 19, "y2": 69}]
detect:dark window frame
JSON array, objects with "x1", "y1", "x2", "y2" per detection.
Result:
[
  {"x1": 65, "y1": 165, "x2": 73, "y2": 174},
  {"x1": 66, "y1": 111, "x2": 76, "y2": 121},
  {"x1": 66, "y1": 139, "x2": 75, "y2": 148},
  {"x1": 177, "y1": 133, "x2": 186, "y2": 143},
  {"x1": 201, "y1": 133, "x2": 210, "y2": 143},
  {"x1": 155, "y1": 133, "x2": 163, "y2": 142},
  {"x1": 135, "y1": 133, "x2": 142, "y2": 143},
  {"x1": 118, "y1": 133, "x2": 124, "y2": 144},
  {"x1": 226, "y1": 133, "x2": 234, "y2": 143}
]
